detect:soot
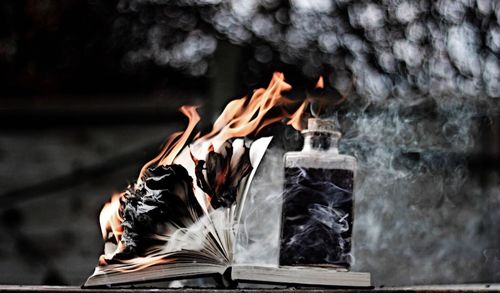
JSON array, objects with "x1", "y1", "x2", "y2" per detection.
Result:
[
  {"x1": 115, "y1": 164, "x2": 203, "y2": 259},
  {"x1": 195, "y1": 141, "x2": 253, "y2": 209}
]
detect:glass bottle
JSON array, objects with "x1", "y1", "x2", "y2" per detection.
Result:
[{"x1": 279, "y1": 118, "x2": 356, "y2": 269}]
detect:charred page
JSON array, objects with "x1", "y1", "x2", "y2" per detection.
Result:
[{"x1": 84, "y1": 137, "x2": 272, "y2": 287}]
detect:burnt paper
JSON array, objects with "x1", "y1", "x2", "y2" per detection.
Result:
[
  {"x1": 117, "y1": 164, "x2": 203, "y2": 258},
  {"x1": 195, "y1": 141, "x2": 252, "y2": 209}
]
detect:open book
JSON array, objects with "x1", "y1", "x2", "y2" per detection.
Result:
[{"x1": 84, "y1": 136, "x2": 370, "y2": 288}]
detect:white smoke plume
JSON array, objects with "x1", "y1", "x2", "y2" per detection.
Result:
[
  {"x1": 339, "y1": 96, "x2": 498, "y2": 286},
  {"x1": 234, "y1": 146, "x2": 284, "y2": 266}
]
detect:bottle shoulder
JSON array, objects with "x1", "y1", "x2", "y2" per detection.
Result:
[{"x1": 284, "y1": 150, "x2": 357, "y2": 171}]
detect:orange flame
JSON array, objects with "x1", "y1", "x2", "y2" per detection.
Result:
[
  {"x1": 143, "y1": 72, "x2": 306, "y2": 170},
  {"x1": 194, "y1": 72, "x2": 306, "y2": 151},
  {"x1": 315, "y1": 76, "x2": 324, "y2": 89},
  {"x1": 287, "y1": 99, "x2": 309, "y2": 130},
  {"x1": 158, "y1": 106, "x2": 200, "y2": 165},
  {"x1": 139, "y1": 106, "x2": 201, "y2": 178},
  {"x1": 115, "y1": 256, "x2": 175, "y2": 273},
  {"x1": 99, "y1": 193, "x2": 124, "y2": 242}
]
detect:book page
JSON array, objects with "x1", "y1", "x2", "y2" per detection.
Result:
[
  {"x1": 234, "y1": 136, "x2": 274, "y2": 229},
  {"x1": 87, "y1": 261, "x2": 227, "y2": 287},
  {"x1": 233, "y1": 146, "x2": 284, "y2": 266},
  {"x1": 231, "y1": 265, "x2": 371, "y2": 287},
  {"x1": 92, "y1": 137, "x2": 274, "y2": 284}
]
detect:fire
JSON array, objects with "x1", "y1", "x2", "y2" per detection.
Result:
[
  {"x1": 138, "y1": 72, "x2": 309, "y2": 178},
  {"x1": 99, "y1": 193, "x2": 126, "y2": 264},
  {"x1": 139, "y1": 106, "x2": 200, "y2": 178},
  {"x1": 115, "y1": 256, "x2": 175, "y2": 273},
  {"x1": 97, "y1": 72, "x2": 313, "y2": 268},
  {"x1": 99, "y1": 193, "x2": 123, "y2": 242},
  {"x1": 316, "y1": 76, "x2": 324, "y2": 89},
  {"x1": 192, "y1": 72, "x2": 307, "y2": 153},
  {"x1": 287, "y1": 100, "x2": 309, "y2": 131}
]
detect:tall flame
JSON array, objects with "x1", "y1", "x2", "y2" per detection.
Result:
[
  {"x1": 139, "y1": 106, "x2": 201, "y2": 178},
  {"x1": 98, "y1": 72, "x2": 310, "y2": 266},
  {"x1": 193, "y1": 72, "x2": 307, "y2": 153},
  {"x1": 315, "y1": 76, "x2": 324, "y2": 89},
  {"x1": 99, "y1": 193, "x2": 123, "y2": 242}
]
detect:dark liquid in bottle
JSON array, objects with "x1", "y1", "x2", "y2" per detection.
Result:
[{"x1": 280, "y1": 167, "x2": 354, "y2": 267}]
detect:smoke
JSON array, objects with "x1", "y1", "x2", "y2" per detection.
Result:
[
  {"x1": 339, "y1": 96, "x2": 500, "y2": 285},
  {"x1": 234, "y1": 94, "x2": 499, "y2": 286},
  {"x1": 234, "y1": 146, "x2": 284, "y2": 266},
  {"x1": 112, "y1": 0, "x2": 500, "y2": 286},
  {"x1": 280, "y1": 166, "x2": 354, "y2": 267}
]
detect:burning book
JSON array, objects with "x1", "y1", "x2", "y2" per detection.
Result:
[{"x1": 84, "y1": 73, "x2": 370, "y2": 288}]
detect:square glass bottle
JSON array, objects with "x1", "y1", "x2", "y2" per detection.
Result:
[{"x1": 280, "y1": 118, "x2": 357, "y2": 269}]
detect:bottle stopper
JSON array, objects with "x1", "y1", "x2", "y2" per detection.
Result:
[{"x1": 303, "y1": 118, "x2": 341, "y2": 137}]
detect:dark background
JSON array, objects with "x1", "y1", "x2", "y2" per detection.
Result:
[{"x1": 0, "y1": 0, "x2": 499, "y2": 287}]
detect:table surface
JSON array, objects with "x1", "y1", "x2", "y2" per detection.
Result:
[{"x1": 0, "y1": 285, "x2": 499, "y2": 292}]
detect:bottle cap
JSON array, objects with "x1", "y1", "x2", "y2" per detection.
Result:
[
  {"x1": 302, "y1": 118, "x2": 341, "y2": 136},
  {"x1": 308, "y1": 118, "x2": 335, "y2": 131}
]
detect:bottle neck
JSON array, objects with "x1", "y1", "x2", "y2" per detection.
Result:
[{"x1": 302, "y1": 132, "x2": 340, "y2": 153}]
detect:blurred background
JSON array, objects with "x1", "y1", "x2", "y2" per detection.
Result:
[{"x1": 0, "y1": 0, "x2": 499, "y2": 287}]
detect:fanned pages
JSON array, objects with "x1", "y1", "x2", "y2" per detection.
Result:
[{"x1": 85, "y1": 137, "x2": 273, "y2": 287}]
